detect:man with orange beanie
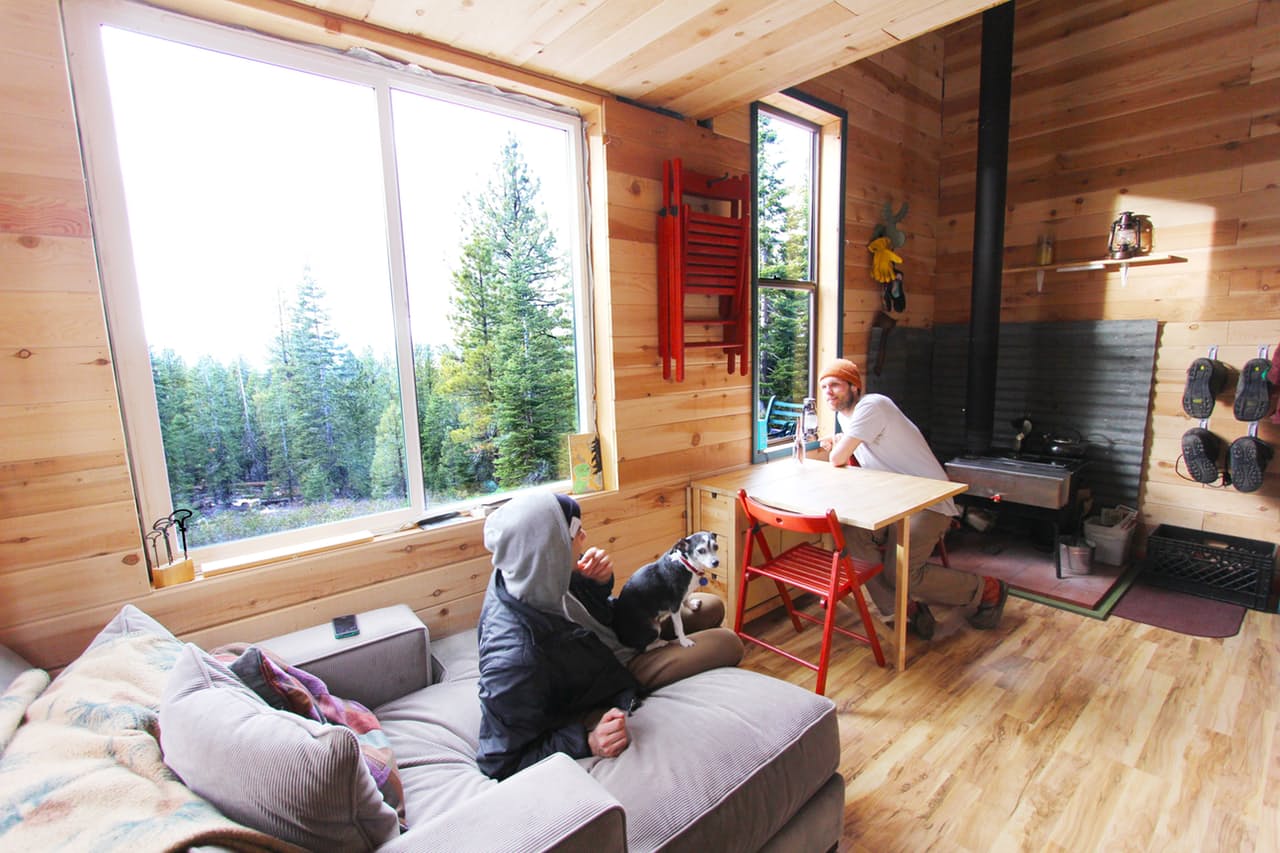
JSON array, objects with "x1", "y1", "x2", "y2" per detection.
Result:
[{"x1": 816, "y1": 358, "x2": 1007, "y2": 637}]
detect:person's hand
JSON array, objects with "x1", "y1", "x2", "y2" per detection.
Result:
[
  {"x1": 819, "y1": 435, "x2": 835, "y2": 452},
  {"x1": 587, "y1": 708, "x2": 630, "y2": 758},
  {"x1": 576, "y1": 547, "x2": 613, "y2": 582}
]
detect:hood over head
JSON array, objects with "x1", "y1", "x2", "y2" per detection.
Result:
[{"x1": 483, "y1": 492, "x2": 574, "y2": 614}]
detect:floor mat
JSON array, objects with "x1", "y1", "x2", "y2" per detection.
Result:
[
  {"x1": 936, "y1": 528, "x2": 1137, "y2": 619},
  {"x1": 1110, "y1": 581, "x2": 1246, "y2": 638}
]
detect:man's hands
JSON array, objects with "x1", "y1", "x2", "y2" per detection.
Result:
[
  {"x1": 587, "y1": 708, "x2": 630, "y2": 758},
  {"x1": 576, "y1": 546, "x2": 613, "y2": 582}
]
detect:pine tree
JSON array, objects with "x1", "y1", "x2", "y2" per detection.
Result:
[
  {"x1": 369, "y1": 400, "x2": 407, "y2": 498},
  {"x1": 446, "y1": 136, "x2": 575, "y2": 491},
  {"x1": 152, "y1": 348, "x2": 201, "y2": 506},
  {"x1": 756, "y1": 113, "x2": 812, "y2": 408}
]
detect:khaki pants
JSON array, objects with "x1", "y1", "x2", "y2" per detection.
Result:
[
  {"x1": 626, "y1": 593, "x2": 744, "y2": 690},
  {"x1": 843, "y1": 510, "x2": 979, "y2": 620}
]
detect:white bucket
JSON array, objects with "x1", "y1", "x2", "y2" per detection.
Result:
[{"x1": 1083, "y1": 505, "x2": 1138, "y2": 566}]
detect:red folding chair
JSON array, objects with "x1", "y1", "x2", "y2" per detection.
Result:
[{"x1": 734, "y1": 489, "x2": 885, "y2": 695}]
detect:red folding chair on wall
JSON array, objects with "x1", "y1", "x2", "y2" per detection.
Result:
[{"x1": 734, "y1": 489, "x2": 885, "y2": 695}]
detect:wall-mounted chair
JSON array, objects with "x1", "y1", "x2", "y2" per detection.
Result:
[{"x1": 734, "y1": 489, "x2": 885, "y2": 695}]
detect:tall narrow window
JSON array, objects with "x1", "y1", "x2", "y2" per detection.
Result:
[
  {"x1": 65, "y1": 0, "x2": 591, "y2": 569},
  {"x1": 755, "y1": 108, "x2": 817, "y2": 450}
]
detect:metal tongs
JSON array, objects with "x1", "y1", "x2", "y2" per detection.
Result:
[{"x1": 147, "y1": 508, "x2": 193, "y2": 569}]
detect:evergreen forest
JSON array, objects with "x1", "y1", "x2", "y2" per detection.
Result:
[
  {"x1": 152, "y1": 138, "x2": 577, "y2": 547},
  {"x1": 756, "y1": 113, "x2": 813, "y2": 424}
]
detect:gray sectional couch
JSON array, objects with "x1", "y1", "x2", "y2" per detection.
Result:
[{"x1": 0, "y1": 603, "x2": 844, "y2": 851}]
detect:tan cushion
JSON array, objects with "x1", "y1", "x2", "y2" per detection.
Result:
[
  {"x1": 585, "y1": 667, "x2": 839, "y2": 852},
  {"x1": 159, "y1": 644, "x2": 399, "y2": 851}
]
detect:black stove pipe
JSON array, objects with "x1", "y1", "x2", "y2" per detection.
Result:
[{"x1": 964, "y1": 1, "x2": 1015, "y2": 456}]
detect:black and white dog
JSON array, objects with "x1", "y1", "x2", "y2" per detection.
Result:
[{"x1": 613, "y1": 532, "x2": 719, "y2": 652}]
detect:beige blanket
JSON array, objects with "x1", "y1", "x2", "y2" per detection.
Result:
[{"x1": 0, "y1": 631, "x2": 298, "y2": 852}]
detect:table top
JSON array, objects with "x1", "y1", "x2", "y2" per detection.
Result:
[{"x1": 692, "y1": 459, "x2": 967, "y2": 531}]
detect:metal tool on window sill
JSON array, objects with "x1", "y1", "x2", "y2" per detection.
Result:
[{"x1": 148, "y1": 508, "x2": 196, "y2": 588}]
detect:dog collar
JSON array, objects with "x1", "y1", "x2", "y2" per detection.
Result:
[{"x1": 676, "y1": 553, "x2": 710, "y2": 586}]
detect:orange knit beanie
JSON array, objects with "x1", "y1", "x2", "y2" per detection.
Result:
[{"x1": 818, "y1": 358, "x2": 863, "y2": 390}]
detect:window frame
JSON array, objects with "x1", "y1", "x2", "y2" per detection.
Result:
[
  {"x1": 751, "y1": 94, "x2": 846, "y2": 462},
  {"x1": 62, "y1": 0, "x2": 596, "y2": 568}
]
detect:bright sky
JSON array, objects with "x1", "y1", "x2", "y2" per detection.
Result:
[{"x1": 101, "y1": 25, "x2": 576, "y2": 367}]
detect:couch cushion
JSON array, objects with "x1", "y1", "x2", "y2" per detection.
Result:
[
  {"x1": 586, "y1": 667, "x2": 839, "y2": 853},
  {"x1": 374, "y1": 632, "x2": 837, "y2": 852},
  {"x1": 376, "y1": 676, "x2": 494, "y2": 824},
  {"x1": 160, "y1": 644, "x2": 400, "y2": 851}
]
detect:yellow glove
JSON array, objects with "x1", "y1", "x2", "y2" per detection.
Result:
[{"x1": 867, "y1": 236, "x2": 902, "y2": 283}]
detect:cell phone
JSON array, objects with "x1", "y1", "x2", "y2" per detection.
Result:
[{"x1": 332, "y1": 614, "x2": 359, "y2": 639}]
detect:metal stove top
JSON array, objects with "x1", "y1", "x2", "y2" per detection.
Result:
[{"x1": 945, "y1": 453, "x2": 1086, "y2": 509}]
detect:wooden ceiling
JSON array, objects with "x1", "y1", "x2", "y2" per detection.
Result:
[{"x1": 298, "y1": 0, "x2": 1003, "y2": 119}]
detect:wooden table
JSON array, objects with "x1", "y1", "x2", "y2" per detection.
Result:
[{"x1": 690, "y1": 459, "x2": 966, "y2": 671}]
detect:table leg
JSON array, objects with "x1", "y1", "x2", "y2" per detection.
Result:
[{"x1": 893, "y1": 517, "x2": 910, "y2": 671}]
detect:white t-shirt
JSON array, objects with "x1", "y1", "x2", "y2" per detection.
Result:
[{"x1": 837, "y1": 393, "x2": 957, "y2": 517}]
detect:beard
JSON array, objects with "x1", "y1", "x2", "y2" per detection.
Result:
[{"x1": 825, "y1": 387, "x2": 858, "y2": 413}]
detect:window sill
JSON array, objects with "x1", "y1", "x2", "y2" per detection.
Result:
[
  {"x1": 172, "y1": 486, "x2": 611, "y2": 585},
  {"x1": 199, "y1": 529, "x2": 380, "y2": 577}
]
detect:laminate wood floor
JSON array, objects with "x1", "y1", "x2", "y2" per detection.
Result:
[{"x1": 738, "y1": 594, "x2": 1280, "y2": 852}]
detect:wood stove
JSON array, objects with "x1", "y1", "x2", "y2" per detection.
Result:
[{"x1": 945, "y1": 452, "x2": 1088, "y2": 578}]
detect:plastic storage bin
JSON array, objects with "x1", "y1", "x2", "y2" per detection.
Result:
[
  {"x1": 1143, "y1": 525, "x2": 1277, "y2": 610},
  {"x1": 1083, "y1": 505, "x2": 1138, "y2": 567}
]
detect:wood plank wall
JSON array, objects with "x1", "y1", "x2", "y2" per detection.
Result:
[
  {"x1": 16, "y1": 0, "x2": 1256, "y2": 670},
  {"x1": 0, "y1": 0, "x2": 940, "y2": 669},
  {"x1": 937, "y1": 0, "x2": 1279, "y2": 546},
  {"x1": 802, "y1": 35, "x2": 946, "y2": 366},
  {"x1": 712, "y1": 34, "x2": 946, "y2": 374},
  {"x1": 0, "y1": 0, "x2": 696, "y2": 669}
]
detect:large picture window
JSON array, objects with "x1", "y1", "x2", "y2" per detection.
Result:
[{"x1": 64, "y1": 0, "x2": 592, "y2": 567}]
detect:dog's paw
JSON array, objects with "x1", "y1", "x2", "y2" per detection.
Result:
[
  {"x1": 677, "y1": 637, "x2": 695, "y2": 648},
  {"x1": 688, "y1": 598, "x2": 702, "y2": 612}
]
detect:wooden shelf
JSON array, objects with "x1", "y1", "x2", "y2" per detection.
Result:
[{"x1": 1003, "y1": 253, "x2": 1186, "y2": 274}]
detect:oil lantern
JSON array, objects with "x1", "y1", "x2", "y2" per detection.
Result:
[{"x1": 1108, "y1": 212, "x2": 1153, "y2": 259}]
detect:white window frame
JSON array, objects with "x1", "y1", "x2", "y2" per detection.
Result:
[
  {"x1": 753, "y1": 104, "x2": 820, "y2": 457},
  {"x1": 63, "y1": 0, "x2": 595, "y2": 567}
]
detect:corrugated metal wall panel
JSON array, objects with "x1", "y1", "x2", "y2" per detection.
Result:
[{"x1": 868, "y1": 320, "x2": 1159, "y2": 509}]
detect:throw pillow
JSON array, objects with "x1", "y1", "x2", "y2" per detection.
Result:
[
  {"x1": 159, "y1": 644, "x2": 400, "y2": 851},
  {"x1": 85, "y1": 604, "x2": 177, "y2": 652},
  {"x1": 221, "y1": 644, "x2": 406, "y2": 828}
]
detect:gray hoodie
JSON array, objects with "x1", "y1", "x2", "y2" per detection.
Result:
[
  {"x1": 483, "y1": 492, "x2": 576, "y2": 614},
  {"x1": 483, "y1": 492, "x2": 633, "y2": 660}
]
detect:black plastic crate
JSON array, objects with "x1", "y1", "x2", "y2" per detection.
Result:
[{"x1": 1142, "y1": 525, "x2": 1277, "y2": 610}]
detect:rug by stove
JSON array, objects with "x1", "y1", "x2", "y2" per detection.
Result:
[
  {"x1": 932, "y1": 528, "x2": 1137, "y2": 619},
  {"x1": 1110, "y1": 581, "x2": 1246, "y2": 638}
]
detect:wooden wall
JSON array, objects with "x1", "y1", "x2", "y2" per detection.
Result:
[
  {"x1": 800, "y1": 35, "x2": 946, "y2": 365},
  {"x1": 937, "y1": 0, "x2": 1280, "y2": 544},
  {"x1": 13, "y1": 0, "x2": 1265, "y2": 672},
  {"x1": 712, "y1": 34, "x2": 947, "y2": 374},
  {"x1": 0, "y1": 0, "x2": 941, "y2": 670}
]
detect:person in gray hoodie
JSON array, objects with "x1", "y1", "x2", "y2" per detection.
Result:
[{"x1": 475, "y1": 492, "x2": 741, "y2": 780}]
